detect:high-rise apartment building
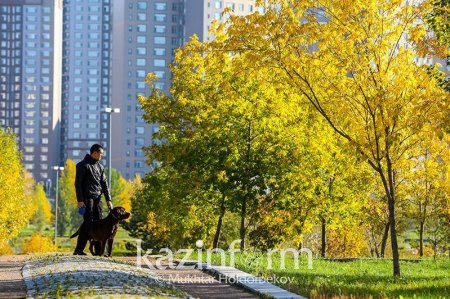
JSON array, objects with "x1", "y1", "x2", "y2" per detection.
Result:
[
  {"x1": 0, "y1": 0, "x2": 62, "y2": 187},
  {"x1": 111, "y1": 0, "x2": 184, "y2": 179},
  {"x1": 185, "y1": 0, "x2": 258, "y2": 42},
  {"x1": 60, "y1": 0, "x2": 112, "y2": 167},
  {"x1": 111, "y1": 0, "x2": 256, "y2": 179}
]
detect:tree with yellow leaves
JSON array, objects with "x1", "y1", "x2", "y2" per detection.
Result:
[
  {"x1": 30, "y1": 183, "x2": 53, "y2": 232},
  {"x1": 404, "y1": 129, "x2": 449, "y2": 257},
  {"x1": 140, "y1": 34, "x2": 310, "y2": 250},
  {"x1": 0, "y1": 129, "x2": 35, "y2": 252},
  {"x1": 216, "y1": 0, "x2": 449, "y2": 275}
]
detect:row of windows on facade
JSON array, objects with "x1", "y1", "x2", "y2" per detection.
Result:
[
  {"x1": 128, "y1": 36, "x2": 181, "y2": 47},
  {"x1": 128, "y1": 47, "x2": 166, "y2": 57},
  {"x1": 69, "y1": 149, "x2": 146, "y2": 158},
  {"x1": 126, "y1": 58, "x2": 167, "y2": 68},
  {"x1": 0, "y1": 110, "x2": 50, "y2": 118},
  {"x1": 64, "y1": 23, "x2": 110, "y2": 31},
  {"x1": 68, "y1": 123, "x2": 148, "y2": 133},
  {"x1": 0, "y1": 40, "x2": 50, "y2": 51},
  {"x1": 66, "y1": 114, "x2": 144, "y2": 123},
  {"x1": 70, "y1": 132, "x2": 105, "y2": 139},
  {"x1": 128, "y1": 24, "x2": 183, "y2": 34},
  {"x1": 127, "y1": 70, "x2": 165, "y2": 79},
  {"x1": 63, "y1": 50, "x2": 109, "y2": 58},
  {"x1": 22, "y1": 128, "x2": 50, "y2": 135},
  {"x1": 63, "y1": 32, "x2": 110, "y2": 39},
  {"x1": 131, "y1": 13, "x2": 183, "y2": 23},
  {"x1": 66, "y1": 41, "x2": 108, "y2": 48},
  {"x1": 0, "y1": 14, "x2": 51, "y2": 23},
  {"x1": 0, "y1": 90, "x2": 21, "y2": 101},
  {"x1": 24, "y1": 137, "x2": 49, "y2": 145},
  {"x1": 64, "y1": 13, "x2": 109, "y2": 22},
  {"x1": 61, "y1": 112, "x2": 110, "y2": 120},
  {"x1": 22, "y1": 111, "x2": 51, "y2": 118},
  {"x1": 20, "y1": 120, "x2": 51, "y2": 127},
  {"x1": 129, "y1": 2, "x2": 171, "y2": 11},
  {"x1": 22, "y1": 101, "x2": 51, "y2": 109},
  {"x1": 24, "y1": 165, "x2": 50, "y2": 178},
  {"x1": 24, "y1": 146, "x2": 48, "y2": 153},
  {"x1": 63, "y1": 59, "x2": 107, "y2": 68},
  {"x1": 63, "y1": 86, "x2": 109, "y2": 93},
  {"x1": 0, "y1": 120, "x2": 20, "y2": 129},
  {"x1": 65, "y1": 5, "x2": 110, "y2": 14}
]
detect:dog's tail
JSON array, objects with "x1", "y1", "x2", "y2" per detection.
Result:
[{"x1": 70, "y1": 229, "x2": 80, "y2": 238}]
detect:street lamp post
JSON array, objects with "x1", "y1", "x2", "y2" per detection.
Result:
[
  {"x1": 53, "y1": 166, "x2": 64, "y2": 246},
  {"x1": 103, "y1": 107, "x2": 120, "y2": 189}
]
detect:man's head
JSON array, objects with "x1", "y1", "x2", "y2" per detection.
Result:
[{"x1": 90, "y1": 144, "x2": 104, "y2": 161}]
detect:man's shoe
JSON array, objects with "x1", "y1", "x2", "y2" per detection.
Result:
[{"x1": 73, "y1": 251, "x2": 87, "y2": 255}]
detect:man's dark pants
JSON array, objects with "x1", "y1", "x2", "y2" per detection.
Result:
[{"x1": 74, "y1": 197, "x2": 103, "y2": 254}]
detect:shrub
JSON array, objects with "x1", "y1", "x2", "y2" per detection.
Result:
[
  {"x1": 0, "y1": 241, "x2": 13, "y2": 255},
  {"x1": 22, "y1": 233, "x2": 57, "y2": 254}
]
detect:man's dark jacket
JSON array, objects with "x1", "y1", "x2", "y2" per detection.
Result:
[{"x1": 75, "y1": 154, "x2": 111, "y2": 203}]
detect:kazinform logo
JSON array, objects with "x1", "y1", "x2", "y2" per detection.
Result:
[{"x1": 136, "y1": 239, "x2": 313, "y2": 270}]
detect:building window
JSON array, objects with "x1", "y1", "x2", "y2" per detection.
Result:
[
  {"x1": 154, "y1": 14, "x2": 166, "y2": 22},
  {"x1": 153, "y1": 59, "x2": 165, "y2": 67},
  {"x1": 154, "y1": 36, "x2": 166, "y2": 44},
  {"x1": 136, "y1": 59, "x2": 146, "y2": 66},
  {"x1": 137, "y1": 36, "x2": 146, "y2": 43},
  {"x1": 137, "y1": 25, "x2": 147, "y2": 32},
  {"x1": 136, "y1": 47, "x2": 146, "y2": 55},
  {"x1": 155, "y1": 3, "x2": 167, "y2": 10},
  {"x1": 135, "y1": 138, "x2": 144, "y2": 146},
  {"x1": 154, "y1": 48, "x2": 166, "y2": 56},
  {"x1": 137, "y1": 13, "x2": 147, "y2": 21},
  {"x1": 154, "y1": 25, "x2": 166, "y2": 33},
  {"x1": 154, "y1": 71, "x2": 165, "y2": 79}
]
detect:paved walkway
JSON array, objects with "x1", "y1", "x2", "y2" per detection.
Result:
[
  {"x1": 0, "y1": 255, "x2": 259, "y2": 299},
  {"x1": 117, "y1": 257, "x2": 259, "y2": 299},
  {"x1": 0, "y1": 255, "x2": 27, "y2": 299}
]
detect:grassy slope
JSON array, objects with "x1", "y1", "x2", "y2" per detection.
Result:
[{"x1": 204, "y1": 253, "x2": 450, "y2": 299}]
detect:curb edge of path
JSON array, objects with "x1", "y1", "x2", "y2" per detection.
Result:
[{"x1": 185, "y1": 261, "x2": 307, "y2": 299}]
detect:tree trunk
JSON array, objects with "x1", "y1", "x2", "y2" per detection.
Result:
[
  {"x1": 419, "y1": 221, "x2": 425, "y2": 257},
  {"x1": 380, "y1": 221, "x2": 390, "y2": 258},
  {"x1": 371, "y1": 228, "x2": 380, "y2": 258},
  {"x1": 240, "y1": 196, "x2": 246, "y2": 251},
  {"x1": 382, "y1": 160, "x2": 400, "y2": 276},
  {"x1": 321, "y1": 216, "x2": 326, "y2": 258},
  {"x1": 213, "y1": 194, "x2": 226, "y2": 249}
]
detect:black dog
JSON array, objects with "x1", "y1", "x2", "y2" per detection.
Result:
[{"x1": 70, "y1": 206, "x2": 130, "y2": 256}]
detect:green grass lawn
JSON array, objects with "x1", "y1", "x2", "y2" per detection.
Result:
[{"x1": 202, "y1": 252, "x2": 450, "y2": 299}]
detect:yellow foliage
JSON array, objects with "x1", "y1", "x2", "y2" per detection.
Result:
[
  {"x1": 327, "y1": 227, "x2": 369, "y2": 258},
  {"x1": 32, "y1": 184, "x2": 53, "y2": 223},
  {"x1": 0, "y1": 241, "x2": 13, "y2": 255},
  {"x1": 21, "y1": 233, "x2": 57, "y2": 254},
  {"x1": 0, "y1": 129, "x2": 35, "y2": 244}
]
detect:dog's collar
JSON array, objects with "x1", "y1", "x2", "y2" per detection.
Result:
[{"x1": 110, "y1": 211, "x2": 119, "y2": 220}]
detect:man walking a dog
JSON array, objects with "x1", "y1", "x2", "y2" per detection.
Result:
[{"x1": 73, "y1": 144, "x2": 113, "y2": 255}]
